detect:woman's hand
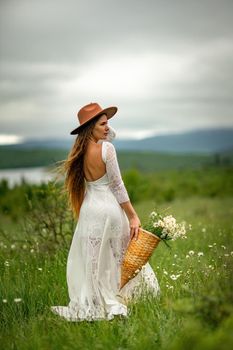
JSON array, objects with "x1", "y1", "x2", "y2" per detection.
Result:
[{"x1": 129, "y1": 215, "x2": 141, "y2": 241}]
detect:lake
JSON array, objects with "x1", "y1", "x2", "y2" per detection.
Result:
[{"x1": 0, "y1": 166, "x2": 59, "y2": 187}]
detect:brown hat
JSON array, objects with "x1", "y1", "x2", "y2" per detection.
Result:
[{"x1": 70, "y1": 102, "x2": 118, "y2": 135}]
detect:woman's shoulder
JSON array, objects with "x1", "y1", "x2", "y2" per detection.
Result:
[
  {"x1": 101, "y1": 141, "x2": 116, "y2": 163},
  {"x1": 102, "y1": 140, "x2": 115, "y2": 147},
  {"x1": 85, "y1": 142, "x2": 101, "y2": 154},
  {"x1": 102, "y1": 140, "x2": 116, "y2": 152}
]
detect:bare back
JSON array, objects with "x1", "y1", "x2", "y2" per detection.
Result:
[{"x1": 83, "y1": 143, "x2": 106, "y2": 181}]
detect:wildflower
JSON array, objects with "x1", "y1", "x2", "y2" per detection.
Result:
[
  {"x1": 4, "y1": 260, "x2": 10, "y2": 266},
  {"x1": 197, "y1": 252, "x2": 204, "y2": 257},
  {"x1": 163, "y1": 270, "x2": 168, "y2": 275},
  {"x1": 174, "y1": 254, "x2": 177, "y2": 258},
  {"x1": 188, "y1": 250, "x2": 194, "y2": 256},
  {"x1": 2, "y1": 299, "x2": 7, "y2": 303},
  {"x1": 30, "y1": 249, "x2": 34, "y2": 253},
  {"x1": 186, "y1": 255, "x2": 190, "y2": 258},
  {"x1": 221, "y1": 245, "x2": 226, "y2": 250},
  {"x1": 158, "y1": 219, "x2": 165, "y2": 227},
  {"x1": 170, "y1": 274, "x2": 180, "y2": 280},
  {"x1": 37, "y1": 267, "x2": 43, "y2": 271},
  {"x1": 224, "y1": 254, "x2": 229, "y2": 257},
  {"x1": 202, "y1": 228, "x2": 206, "y2": 232},
  {"x1": 14, "y1": 298, "x2": 22, "y2": 303},
  {"x1": 145, "y1": 210, "x2": 188, "y2": 244},
  {"x1": 11, "y1": 244, "x2": 16, "y2": 249},
  {"x1": 208, "y1": 245, "x2": 213, "y2": 248},
  {"x1": 23, "y1": 244, "x2": 27, "y2": 249},
  {"x1": 163, "y1": 215, "x2": 176, "y2": 227},
  {"x1": 231, "y1": 251, "x2": 233, "y2": 256}
]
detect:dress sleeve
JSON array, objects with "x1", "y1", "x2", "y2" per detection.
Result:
[{"x1": 102, "y1": 141, "x2": 130, "y2": 204}]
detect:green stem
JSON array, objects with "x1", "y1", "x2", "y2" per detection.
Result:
[{"x1": 162, "y1": 239, "x2": 171, "y2": 249}]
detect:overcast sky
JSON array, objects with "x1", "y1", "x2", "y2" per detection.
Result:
[{"x1": 0, "y1": 0, "x2": 233, "y2": 143}]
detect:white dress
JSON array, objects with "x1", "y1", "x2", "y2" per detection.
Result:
[{"x1": 51, "y1": 141, "x2": 160, "y2": 322}]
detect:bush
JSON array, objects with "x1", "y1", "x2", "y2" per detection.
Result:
[{"x1": 0, "y1": 181, "x2": 75, "y2": 254}]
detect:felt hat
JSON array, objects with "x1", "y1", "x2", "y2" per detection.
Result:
[{"x1": 70, "y1": 102, "x2": 117, "y2": 135}]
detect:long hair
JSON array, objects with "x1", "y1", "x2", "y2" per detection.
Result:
[{"x1": 55, "y1": 115, "x2": 103, "y2": 219}]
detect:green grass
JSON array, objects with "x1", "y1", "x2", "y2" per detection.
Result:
[
  {"x1": 1, "y1": 166, "x2": 232, "y2": 225},
  {"x1": 0, "y1": 196, "x2": 232, "y2": 349}
]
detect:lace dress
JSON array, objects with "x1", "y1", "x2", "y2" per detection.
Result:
[{"x1": 51, "y1": 141, "x2": 160, "y2": 321}]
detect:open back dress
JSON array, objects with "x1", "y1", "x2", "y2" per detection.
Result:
[{"x1": 51, "y1": 140, "x2": 159, "y2": 321}]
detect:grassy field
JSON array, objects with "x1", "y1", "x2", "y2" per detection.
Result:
[{"x1": 0, "y1": 193, "x2": 232, "y2": 349}]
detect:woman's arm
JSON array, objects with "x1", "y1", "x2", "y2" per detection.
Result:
[
  {"x1": 120, "y1": 201, "x2": 141, "y2": 240},
  {"x1": 104, "y1": 141, "x2": 141, "y2": 240}
]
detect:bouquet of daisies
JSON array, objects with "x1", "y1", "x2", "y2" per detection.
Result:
[
  {"x1": 120, "y1": 208, "x2": 188, "y2": 289},
  {"x1": 143, "y1": 210, "x2": 187, "y2": 248}
]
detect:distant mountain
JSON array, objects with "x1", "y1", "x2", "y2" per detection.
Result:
[
  {"x1": 114, "y1": 128, "x2": 233, "y2": 154},
  {"x1": 2, "y1": 128, "x2": 233, "y2": 154}
]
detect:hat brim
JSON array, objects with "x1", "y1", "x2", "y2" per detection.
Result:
[{"x1": 70, "y1": 106, "x2": 118, "y2": 135}]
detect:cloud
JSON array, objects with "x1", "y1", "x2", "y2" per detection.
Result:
[{"x1": 0, "y1": 0, "x2": 232, "y2": 139}]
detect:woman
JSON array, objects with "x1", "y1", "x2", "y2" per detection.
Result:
[{"x1": 51, "y1": 102, "x2": 159, "y2": 322}]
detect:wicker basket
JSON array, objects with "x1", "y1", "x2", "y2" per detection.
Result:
[{"x1": 120, "y1": 227, "x2": 161, "y2": 290}]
